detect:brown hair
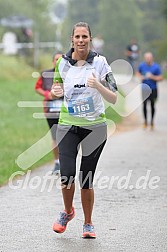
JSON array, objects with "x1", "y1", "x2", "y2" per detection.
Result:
[{"x1": 72, "y1": 22, "x2": 92, "y2": 37}]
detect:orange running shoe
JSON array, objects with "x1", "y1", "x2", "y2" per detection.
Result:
[
  {"x1": 82, "y1": 223, "x2": 96, "y2": 239},
  {"x1": 143, "y1": 122, "x2": 147, "y2": 129},
  {"x1": 53, "y1": 207, "x2": 75, "y2": 233}
]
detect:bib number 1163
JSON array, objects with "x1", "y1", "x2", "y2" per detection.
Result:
[{"x1": 68, "y1": 97, "x2": 94, "y2": 116}]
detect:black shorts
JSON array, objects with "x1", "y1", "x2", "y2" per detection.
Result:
[
  {"x1": 56, "y1": 123, "x2": 107, "y2": 189},
  {"x1": 46, "y1": 118, "x2": 59, "y2": 140}
]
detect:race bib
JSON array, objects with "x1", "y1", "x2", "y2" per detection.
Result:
[{"x1": 68, "y1": 97, "x2": 95, "y2": 117}]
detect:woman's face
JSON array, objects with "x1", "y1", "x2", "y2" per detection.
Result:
[{"x1": 72, "y1": 27, "x2": 91, "y2": 54}]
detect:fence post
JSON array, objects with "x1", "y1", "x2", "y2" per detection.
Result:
[{"x1": 34, "y1": 31, "x2": 39, "y2": 69}]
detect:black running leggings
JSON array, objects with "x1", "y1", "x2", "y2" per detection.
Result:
[
  {"x1": 57, "y1": 124, "x2": 107, "y2": 189},
  {"x1": 143, "y1": 89, "x2": 158, "y2": 123}
]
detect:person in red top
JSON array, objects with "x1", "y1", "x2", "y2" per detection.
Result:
[{"x1": 35, "y1": 52, "x2": 63, "y2": 174}]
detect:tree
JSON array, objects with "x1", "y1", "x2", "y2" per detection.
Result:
[
  {"x1": 98, "y1": 0, "x2": 142, "y2": 61},
  {"x1": 162, "y1": 0, "x2": 167, "y2": 20},
  {"x1": 60, "y1": 0, "x2": 167, "y2": 62},
  {"x1": 61, "y1": 0, "x2": 100, "y2": 50}
]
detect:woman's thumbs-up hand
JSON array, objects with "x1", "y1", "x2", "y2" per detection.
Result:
[
  {"x1": 87, "y1": 72, "x2": 101, "y2": 89},
  {"x1": 51, "y1": 80, "x2": 64, "y2": 98}
]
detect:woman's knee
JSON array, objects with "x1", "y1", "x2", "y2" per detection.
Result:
[
  {"x1": 79, "y1": 170, "x2": 94, "y2": 189},
  {"x1": 59, "y1": 158, "x2": 76, "y2": 186},
  {"x1": 61, "y1": 174, "x2": 75, "y2": 186}
]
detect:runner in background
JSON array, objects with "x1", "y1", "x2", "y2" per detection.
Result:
[
  {"x1": 35, "y1": 52, "x2": 63, "y2": 174},
  {"x1": 125, "y1": 38, "x2": 140, "y2": 74},
  {"x1": 136, "y1": 52, "x2": 163, "y2": 129}
]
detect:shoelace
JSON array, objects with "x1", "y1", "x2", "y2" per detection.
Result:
[
  {"x1": 83, "y1": 224, "x2": 94, "y2": 232},
  {"x1": 57, "y1": 212, "x2": 72, "y2": 226}
]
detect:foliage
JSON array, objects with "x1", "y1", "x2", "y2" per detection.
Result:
[
  {"x1": 163, "y1": 2, "x2": 167, "y2": 28},
  {"x1": 98, "y1": 0, "x2": 142, "y2": 61},
  {"x1": 157, "y1": 0, "x2": 167, "y2": 62},
  {"x1": 0, "y1": 0, "x2": 167, "y2": 62},
  {"x1": 136, "y1": 0, "x2": 166, "y2": 47},
  {"x1": 61, "y1": 0, "x2": 166, "y2": 62}
]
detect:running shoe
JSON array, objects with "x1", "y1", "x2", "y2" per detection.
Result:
[
  {"x1": 82, "y1": 223, "x2": 96, "y2": 239},
  {"x1": 52, "y1": 162, "x2": 60, "y2": 175},
  {"x1": 53, "y1": 207, "x2": 75, "y2": 233},
  {"x1": 143, "y1": 122, "x2": 147, "y2": 129},
  {"x1": 150, "y1": 122, "x2": 154, "y2": 130}
]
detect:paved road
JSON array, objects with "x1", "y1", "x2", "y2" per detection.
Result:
[{"x1": 1, "y1": 80, "x2": 167, "y2": 252}]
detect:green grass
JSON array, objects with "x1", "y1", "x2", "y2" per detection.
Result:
[
  {"x1": 163, "y1": 71, "x2": 167, "y2": 79},
  {"x1": 0, "y1": 54, "x2": 53, "y2": 186},
  {"x1": 0, "y1": 54, "x2": 124, "y2": 186}
]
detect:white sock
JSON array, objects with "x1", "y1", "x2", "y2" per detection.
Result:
[{"x1": 54, "y1": 159, "x2": 59, "y2": 164}]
